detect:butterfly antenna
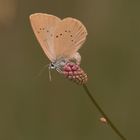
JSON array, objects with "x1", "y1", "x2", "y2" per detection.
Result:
[{"x1": 34, "y1": 64, "x2": 48, "y2": 80}]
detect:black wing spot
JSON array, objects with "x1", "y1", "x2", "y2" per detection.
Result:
[
  {"x1": 70, "y1": 35, "x2": 73, "y2": 37},
  {"x1": 65, "y1": 30, "x2": 67, "y2": 32},
  {"x1": 71, "y1": 40, "x2": 73, "y2": 42},
  {"x1": 56, "y1": 35, "x2": 59, "y2": 38},
  {"x1": 39, "y1": 28, "x2": 42, "y2": 30},
  {"x1": 47, "y1": 30, "x2": 49, "y2": 32},
  {"x1": 60, "y1": 33, "x2": 62, "y2": 36}
]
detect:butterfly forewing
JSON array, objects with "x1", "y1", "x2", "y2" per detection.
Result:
[
  {"x1": 53, "y1": 18, "x2": 87, "y2": 59},
  {"x1": 30, "y1": 13, "x2": 61, "y2": 62}
]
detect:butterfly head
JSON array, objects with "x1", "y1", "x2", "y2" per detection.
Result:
[
  {"x1": 49, "y1": 63, "x2": 56, "y2": 69},
  {"x1": 48, "y1": 63, "x2": 57, "y2": 81}
]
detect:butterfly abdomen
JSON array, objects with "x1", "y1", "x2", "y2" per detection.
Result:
[{"x1": 62, "y1": 62, "x2": 88, "y2": 85}]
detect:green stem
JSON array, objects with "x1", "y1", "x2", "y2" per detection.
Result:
[{"x1": 83, "y1": 84, "x2": 127, "y2": 140}]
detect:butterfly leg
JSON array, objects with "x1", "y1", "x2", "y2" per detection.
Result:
[{"x1": 56, "y1": 67, "x2": 63, "y2": 74}]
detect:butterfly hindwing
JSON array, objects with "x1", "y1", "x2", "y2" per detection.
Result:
[{"x1": 53, "y1": 18, "x2": 87, "y2": 59}]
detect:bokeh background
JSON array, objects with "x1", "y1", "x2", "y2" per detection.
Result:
[{"x1": 0, "y1": 0, "x2": 140, "y2": 140}]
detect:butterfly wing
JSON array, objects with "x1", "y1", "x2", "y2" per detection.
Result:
[
  {"x1": 53, "y1": 18, "x2": 87, "y2": 59},
  {"x1": 69, "y1": 52, "x2": 81, "y2": 65},
  {"x1": 30, "y1": 13, "x2": 61, "y2": 62}
]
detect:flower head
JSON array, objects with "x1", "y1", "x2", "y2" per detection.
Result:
[{"x1": 61, "y1": 61, "x2": 88, "y2": 85}]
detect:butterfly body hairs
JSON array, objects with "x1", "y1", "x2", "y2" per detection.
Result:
[{"x1": 30, "y1": 13, "x2": 88, "y2": 84}]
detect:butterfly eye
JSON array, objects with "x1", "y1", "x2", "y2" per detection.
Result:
[{"x1": 51, "y1": 63, "x2": 55, "y2": 69}]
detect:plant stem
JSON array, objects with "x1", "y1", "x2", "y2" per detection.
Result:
[{"x1": 83, "y1": 84, "x2": 127, "y2": 140}]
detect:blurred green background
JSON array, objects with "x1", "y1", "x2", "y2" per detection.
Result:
[{"x1": 0, "y1": 0, "x2": 140, "y2": 139}]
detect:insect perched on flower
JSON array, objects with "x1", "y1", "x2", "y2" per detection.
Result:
[{"x1": 30, "y1": 13, "x2": 88, "y2": 84}]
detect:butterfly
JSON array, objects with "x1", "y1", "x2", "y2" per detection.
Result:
[{"x1": 30, "y1": 13, "x2": 88, "y2": 84}]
